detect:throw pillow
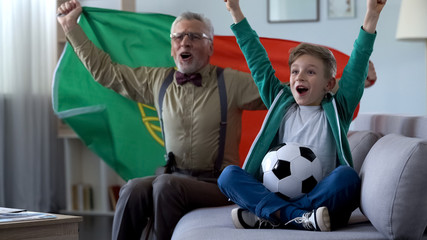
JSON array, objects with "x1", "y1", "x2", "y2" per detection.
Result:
[{"x1": 347, "y1": 130, "x2": 382, "y2": 174}]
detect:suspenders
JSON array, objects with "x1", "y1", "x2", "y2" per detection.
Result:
[{"x1": 158, "y1": 67, "x2": 226, "y2": 177}]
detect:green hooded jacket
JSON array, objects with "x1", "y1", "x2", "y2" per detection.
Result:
[{"x1": 231, "y1": 19, "x2": 376, "y2": 180}]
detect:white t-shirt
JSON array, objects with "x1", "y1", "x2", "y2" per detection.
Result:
[{"x1": 278, "y1": 104, "x2": 336, "y2": 177}]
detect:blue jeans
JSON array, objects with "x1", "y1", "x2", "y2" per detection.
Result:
[{"x1": 217, "y1": 165, "x2": 360, "y2": 230}]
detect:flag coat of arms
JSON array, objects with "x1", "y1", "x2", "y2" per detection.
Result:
[{"x1": 53, "y1": 7, "x2": 350, "y2": 181}]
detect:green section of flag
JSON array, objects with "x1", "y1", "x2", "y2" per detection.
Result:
[{"x1": 53, "y1": 7, "x2": 176, "y2": 181}]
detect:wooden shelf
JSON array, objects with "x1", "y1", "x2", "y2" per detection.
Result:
[
  {"x1": 62, "y1": 138, "x2": 126, "y2": 215},
  {"x1": 57, "y1": 119, "x2": 77, "y2": 138}
]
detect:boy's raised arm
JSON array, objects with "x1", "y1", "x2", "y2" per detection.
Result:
[
  {"x1": 224, "y1": 0, "x2": 245, "y2": 24},
  {"x1": 363, "y1": 0, "x2": 387, "y2": 34}
]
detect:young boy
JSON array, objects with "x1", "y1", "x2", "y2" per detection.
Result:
[{"x1": 218, "y1": 0, "x2": 387, "y2": 231}]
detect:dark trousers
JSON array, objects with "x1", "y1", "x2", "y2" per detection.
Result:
[
  {"x1": 112, "y1": 173, "x2": 231, "y2": 240},
  {"x1": 218, "y1": 165, "x2": 361, "y2": 230}
]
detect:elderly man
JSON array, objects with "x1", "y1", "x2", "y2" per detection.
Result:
[{"x1": 57, "y1": 1, "x2": 265, "y2": 239}]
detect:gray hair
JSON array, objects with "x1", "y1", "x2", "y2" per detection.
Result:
[{"x1": 171, "y1": 12, "x2": 214, "y2": 40}]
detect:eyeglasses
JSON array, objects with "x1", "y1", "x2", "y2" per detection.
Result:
[{"x1": 170, "y1": 32, "x2": 211, "y2": 42}]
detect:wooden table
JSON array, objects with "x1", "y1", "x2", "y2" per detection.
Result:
[{"x1": 0, "y1": 213, "x2": 82, "y2": 240}]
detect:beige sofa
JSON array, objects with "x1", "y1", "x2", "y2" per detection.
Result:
[{"x1": 172, "y1": 113, "x2": 427, "y2": 240}]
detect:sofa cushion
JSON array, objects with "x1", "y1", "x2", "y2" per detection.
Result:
[
  {"x1": 347, "y1": 131, "x2": 382, "y2": 174},
  {"x1": 359, "y1": 134, "x2": 427, "y2": 240},
  {"x1": 172, "y1": 204, "x2": 387, "y2": 240}
]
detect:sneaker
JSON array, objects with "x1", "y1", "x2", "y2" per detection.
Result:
[
  {"x1": 285, "y1": 206, "x2": 331, "y2": 231},
  {"x1": 231, "y1": 208, "x2": 279, "y2": 229}
]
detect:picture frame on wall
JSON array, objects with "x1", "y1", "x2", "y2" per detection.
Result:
[
  {"x1": 268, "y1": 0, "x2": 319, "y2": 23},
  {"x1": 328, "y1": 0, "x2": 356, "y2": 19}
]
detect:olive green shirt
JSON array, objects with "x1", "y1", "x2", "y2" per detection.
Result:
[{"x1": 66, "y1": 25, "x2": 265, "y2": 171}]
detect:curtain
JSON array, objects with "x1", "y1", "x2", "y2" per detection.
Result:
[{"x1": 0, "y1": 0, "x2": 65, "y2": 212}]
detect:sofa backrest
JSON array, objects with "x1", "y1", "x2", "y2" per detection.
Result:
[
  {"x1": 350, "y1": 113, "x2": 427, "y2": 140},
  {"x1": 349, "y1": 113, "x2": 427, "y2": 240}
]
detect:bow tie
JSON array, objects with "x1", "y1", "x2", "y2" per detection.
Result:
[{"x1": 175, "y1": 71, "x2": 202, "y2": 87}]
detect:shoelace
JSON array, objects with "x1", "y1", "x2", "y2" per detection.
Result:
[
  {"x1": 258, "y1": 219, "x2": 281, "y2": 229},
  {"x1": 284, "y1": 212, "x2": 315, "y2": 230}
]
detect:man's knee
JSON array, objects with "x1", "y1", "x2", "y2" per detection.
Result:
[
  {"x1": 119, "y1": 177, "x2": 153, "y2": 203},
  {"x1": 152, "y1": 174, "x2": 184, "y2": 199}
]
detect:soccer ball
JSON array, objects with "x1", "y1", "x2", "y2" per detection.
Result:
[{"x1": 261, "y1": 142, "x2": 323, "y2": 200}]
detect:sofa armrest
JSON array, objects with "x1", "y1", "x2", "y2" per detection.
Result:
[{"x1": 359, "y1": 134, "x2": 427, "y2": 240}]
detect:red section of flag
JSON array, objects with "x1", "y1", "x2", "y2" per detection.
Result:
[
  {"x1": 211, "y1": 36, "x2": 350, "y2": 81},
  {"x1": 210, "y1": 36, "x2": 351, "y2": 165}
]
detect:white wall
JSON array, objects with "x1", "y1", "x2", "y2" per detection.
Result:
[
  {"x1": 79, "y1": 0, "x2": 120, "y2": 9},
  {"x1": 79, "y1": 0, "x2": 426, "y2": 116}
]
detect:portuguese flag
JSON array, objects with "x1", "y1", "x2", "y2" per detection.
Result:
[{"x1": 53, "y1": 7, "x2": 350, "y2": 181}]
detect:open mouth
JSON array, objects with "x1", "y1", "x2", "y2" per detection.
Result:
[
  {"x1": 180, "y1": 52, "x2": 192, "y2": 60},
  {"x1": 296, "y1": 86, "x2": 308, "y2": 94}
]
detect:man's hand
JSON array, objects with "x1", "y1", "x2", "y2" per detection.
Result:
[
  {"x1": 365, "y1": 61, "x2": 377, "y2": 88},
  {"x1": 57, "y1": 0, "x2": 82, "y2": 34}
]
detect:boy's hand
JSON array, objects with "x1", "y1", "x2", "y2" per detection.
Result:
[
  {"x1": 368, "y1": 0, "x2": 387, "y2": 15},
  {"x1": 223, "y1": 0, "x2": 244, "y2": 24},
  {"x1": 57, "y1": 0, "x2": 82, "y2": 34},
  {"x1": 224, "y1": 0, "x2": 239, "y2": 12},
  {"x1": 363, "y1": 0, "x2": 387, "y2": 33}
]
